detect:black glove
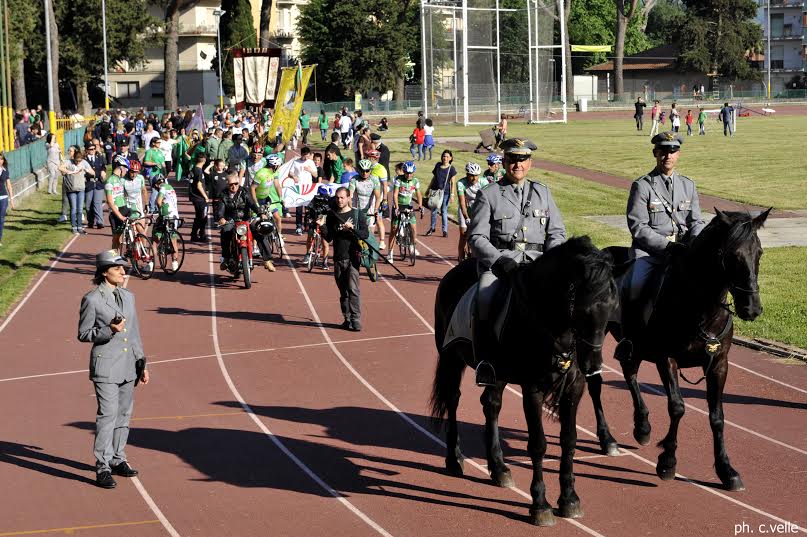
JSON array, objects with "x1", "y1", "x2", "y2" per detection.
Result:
[
  {"x1": 665, "y1": 241, "x2": 688, "y2": 257},
  {"x1": 491, "y1": 256, "x2": 519, "y2": 279}
]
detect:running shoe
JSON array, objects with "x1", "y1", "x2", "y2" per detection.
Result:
[{"x1": 171, "y1": 260, "x2": 179, "y2": 271}]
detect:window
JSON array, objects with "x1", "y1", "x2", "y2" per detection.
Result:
[
  {"x1": 151, "y1": 80, "x2": 164, "y2": 98},
  {"x1": 771, "y1": 14, "x2": 784, "y2": 37},
  {"x1": 117, "y1": 81, "x2": 140, "y2": 99}
]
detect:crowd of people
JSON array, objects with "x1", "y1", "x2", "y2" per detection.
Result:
[{"x1": 634, "y1": 98, "x2": 736, "y2": 137}]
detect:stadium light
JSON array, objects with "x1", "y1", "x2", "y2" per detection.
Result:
[{"x1": 214, "y1": 8, "x2": 226, "y2": 109}]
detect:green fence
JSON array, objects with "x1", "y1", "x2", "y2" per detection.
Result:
[{"x1": 4, "y1": 127, "x2": 86, "y2": 182}]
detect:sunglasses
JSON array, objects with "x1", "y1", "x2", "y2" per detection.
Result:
[{"x1": 228, "y1": 183, "x2": 239, "y2": 187}]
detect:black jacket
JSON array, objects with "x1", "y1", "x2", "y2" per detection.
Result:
[
  {"x1": 216, "y1": 187, "x2": 260, "y2": 222},
  {"x1": 321, "y1": 208, "x2": 369, "y2": 262}
]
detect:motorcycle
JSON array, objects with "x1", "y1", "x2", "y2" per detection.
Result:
[{"x1": 219, "y1": 219, "x2": 254, "y2": 289}]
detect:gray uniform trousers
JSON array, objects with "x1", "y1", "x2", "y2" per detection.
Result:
[
  {"x1": 94, "y1": 379, "x2": 135, "y2": 472},
  {"x1": 334, "y1": 259, "x2": 361, "y2": 322},
  {"x1": 84, "y1": 188, "x2": 105, "y2": 226}
]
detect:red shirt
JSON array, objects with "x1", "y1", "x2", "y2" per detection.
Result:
[
  {"x1": 685, "y1": 113, "x2": 693, "y2": 125},
  {"x1": 413, "y1": 128, "x2": 425, "y2": 144}
]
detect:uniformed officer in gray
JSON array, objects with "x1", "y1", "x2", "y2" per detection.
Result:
[
  {"x1": 78, "y1": 250, "x2": 149, "y2": 489},
  {"x1": 617, "y1": 131, "x2": 706, "y2": 358},
  {"x1": 467, "y1": 138, "x2": 566, "y2": 383}
]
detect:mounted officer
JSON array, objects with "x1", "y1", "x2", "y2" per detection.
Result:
[
  {"x1": 615, "y1": 131, "x2": 706, "y2": 361},
  {"x1": 467, "y1": 138, "x2": 567, "y2": 385}
]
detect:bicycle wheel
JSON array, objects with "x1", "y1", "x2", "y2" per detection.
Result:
[
  {"x1": 398, "y1": 224, "x2": 408, "y2": 258},
  {"x1": 163, "y1": 232, "x2": 185, "y2": 275},
  {"x1": 273, "y1": 230, "x2": 283, "y2": 256},
  {"x1": 133, "y1": 233, "x2": 154, "y2": 279},
  {"x1": 406, "y1": 226, "x2": 416, "y2": 266}
]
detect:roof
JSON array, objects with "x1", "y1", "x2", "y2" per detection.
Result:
[{"x1": 586, "y1": 44, "x2": 679, "y2": 72}]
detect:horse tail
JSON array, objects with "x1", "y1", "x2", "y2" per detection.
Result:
[{"x1": 429, "y1": 349, "x2": 465, "y2": 427}]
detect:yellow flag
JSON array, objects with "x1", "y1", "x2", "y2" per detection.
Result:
[{"x1": 270, "y1": 64, "x2": 315, "y2": 144}]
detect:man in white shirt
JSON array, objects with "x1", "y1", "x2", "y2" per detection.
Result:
[
  {"x1": 289, "y1": 147, "x2": 319, "y2": 234},
  {"x1": 338, "y1": 112, "x2": 352, "y2": 149}
]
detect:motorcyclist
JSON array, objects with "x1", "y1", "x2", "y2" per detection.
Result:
[{"x1": 216, "y1": 171, "x2": 276, "y2": 272}]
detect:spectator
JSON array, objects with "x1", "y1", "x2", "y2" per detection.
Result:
[
  {"x1": 59, "y1": 149, "x2": 93, "y2": 234},
  {"x1": 299, "y1": 109, "x2": 311, "y2": 145},
  {"x1": 423, "y1": 118, "x2": 436, "y2": 160},
  {"x1": 685, "y1": 110, "x2": 694, "y2": 136},
  {"x1": 376, "y1": 117, "x2": 389, "y2": 131},
  {"x1": 159, "y1": 131, "x2": 175, "y2": 176},
  {"x1": 142, "y1": 122, "x2": 159, "y2": 150},
  {"x1": 340, "y1": 158, "x2": 357, "y2": 185},
  {"x1": 318, "y1": 110, "x2": 328, "y2": 141},
  {"x1": 698, "y1": 107, "x2": 707, "y2": 135},
  {"x1": 217, "y1": 130, "x2": 233, "y2": 162},
  {"x1": 410, "y1": 120, "x2": 426, "y2": 161},
  {"x1": 58, "y1": 145, "x2": 79, "y2": 223},
  {"x1": 634, "y1": 97, "x2": 646, "y2": 131},
  {"x1": 0, "y1": 153, "x2": 13, "y2": 246},
  {"x1": 426, "y1": 149, "x2": 457, "y2": 238},
  {"x1": 15, "y1": 113, "x2": 29, "y2": 146},
  {"x1": 719, "y1": 102, "x2": 734, "y2": 137},
  {"x1": 670, "y1": 102, "x2": 680, "y2": 133},
  {"x1": 356, "y1": 126, "x2": 372, "y2": 163},
  {"x1": 83, "y1": 141, "x2": 107, "y2": 229},
  {"x1": 338, "y1": 112, "x2": 352, "y2": 148},
  {"x1": 649, "y1": 100, "x2": 661, "y2": 136},
  {"x1": 46, "y1": 133, "x2": 62, "y2": 195}
]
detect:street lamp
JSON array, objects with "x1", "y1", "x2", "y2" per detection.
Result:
[
  {"x1": 102, "y1": 0, "x2": 110, "y2": 109},
  {"x1": 213, "y1": 8, "x2": 226, "y2": 109},
  {"x1": 44, "y1": 0, "x2": 56, "y2": 132}
]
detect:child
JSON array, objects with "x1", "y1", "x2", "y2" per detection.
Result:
[
  {"x1": 698, "y1": 108, "x2": 707, "y2": 135},
  {"x1": 340, "y1": 158, "x2": 358, "y2": 185},
  {"x1": 685, "y1": 110, "x2": 694, "y2": 136},
  {"x1": 659, "y1": 111, "x2": 666, "y2": 125},
  {"x1": 313, "y1": 152, "x2": 324, "y2": 182}
]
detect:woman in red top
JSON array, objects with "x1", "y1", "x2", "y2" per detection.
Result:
[{"x1": 410, "y1": 120, "x2": 426, "y2": 161}]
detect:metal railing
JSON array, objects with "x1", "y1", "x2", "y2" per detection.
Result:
[{"x1": 4, "y1": 127, "x2": 86, "y2": 182}]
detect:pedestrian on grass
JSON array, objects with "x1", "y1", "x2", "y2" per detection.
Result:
[
  {"x1": 0, "y1": 153, "x2": 14, "y2": 246},
  {"x1": 320, "y1": 187, "x2": 369, "y2": 332},
  {"x1": 634, "y1": 97, "x2": 646, "y2": 131},
  {"x1": 685, "y1": 110, "x2": 694, "y2": 136},
  {"x1": 318, "y1": 110, "x2": 328, "y2": 141},
  {"x1": 698, "y1": 108, "x2": 707, "y2": 135},
  {"x1": 649, "y1": 101, "x2": 661, "y2": 136},
  {"x1": 670, "y1": 103, "x2": 680, "y2": 133},
  {"x1": 46, "y1": 133, "x2": 62, "y2": 195},
  {"x1": 423, "y1": 118, "x2": 436, "y2": 160},
  {"x1": 299, "y1": 109, "x2": 311, "y2": 145},
  {"x1": 78, "y1": 250, "x2": 149, "y2": 489},
  {"x1": 719, "y1": 102, "x2": 734, "y2": 137}
]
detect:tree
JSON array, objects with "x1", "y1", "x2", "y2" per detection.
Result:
[
  {"x1": 214, "y1": 0, "x2": 257, "y2": 97},
  {"x1": 614, "y1": 0, "x2": 657, "y2": 99},
  {"x1": 162, "y1": 0, "x2": 202, "y2": 110},
  {"x1": 568, "y1": 0, "x2": 651, "y2": 72},
  {"x1": 57, "y1": 0, "x2": 156, "y2": 113},
  {"x1": 297, "y1": 0, "x2": 417, "y2": 101},
  {"x1": 7, "y1": 0, "x2": 38, "y2": 110},
  {"x1": 644, "y1": 0, "x2": 686, "y2": 45},
  {"x1": 678, "y1": 0, "x2": 761, "y2": 81},
  {"x1": 259, "y1": 0, "x2": 272, "y2": 47},
  {"x1": 46, "y1": 0, "x2": 62, "y2": 114}
]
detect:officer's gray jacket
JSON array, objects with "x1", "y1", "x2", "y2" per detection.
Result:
[
  {"x1": 627, "y1": 169, "x2": 706, "y2": 259},
  {"x1": 78, "y1": 284, "x2": 145, "y2": 383},
  {"x1": 468, "y1": 179, "x2": 566, "y2": 270}
]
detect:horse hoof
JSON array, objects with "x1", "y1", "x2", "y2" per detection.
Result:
[
  {"x1": 603, "y1": 442, "x2": 620, "y2": 457},
  {"x1": 722, "y1": 475, "x2": 745, "y2": 492},
  {"x1": 445, "y1": 459, "x2": 465, "y2": 477},
  {"x1": 656, "y1": 464, "x2": 676, "y2": 481},
  {"x1": 633, "y1": 429, "x2": 652, "y2": 446},
  {"x1": 529, "y1": 509, "x2": 556, "y2": 527},
  {"x1": 557, "y1": 502, "x2": 584, "y2": 519},
  {"x1": 491, "y1": 470, "x2": 514, "y2": 488}
]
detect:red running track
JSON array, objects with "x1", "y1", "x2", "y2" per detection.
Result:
[{"x1": 0, "y1": 191, "x2": 805, "y2": 537}]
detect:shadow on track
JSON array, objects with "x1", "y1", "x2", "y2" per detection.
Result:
[{"x1": 0, "y1": 441, "x2": 96, "y2": 485}]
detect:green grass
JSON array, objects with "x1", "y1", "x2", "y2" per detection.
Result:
[
  {"x1": 0, "y1": 186, "x2": 75, "y2": 319},
  {"x1": 380, "y1": 114, "x2": 807, "y2": 210}
]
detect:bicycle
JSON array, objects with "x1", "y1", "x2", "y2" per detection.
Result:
[
  {"x1": 395, "y1": 206, "x2": 419, "y2": 267},
  {"x1": 154, "y1": 216, "x2": 186, "y2": 275},
  {"x1": 305, "y1": 217, "x2": 324, "y2": 272},
  {"x1": 118, "y1": 215, "x2": 154, "y2": 279},
  {"x1": 259, "y1": 205, "x2": 283, "y2": 258}
]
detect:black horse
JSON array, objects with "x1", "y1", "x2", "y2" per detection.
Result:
[
  {"x1": 587, "y1": 208, "x2": 770, "y2": 491},
  {"x1": 430, "y1": 237, "x2": 619, "y2": 526}
]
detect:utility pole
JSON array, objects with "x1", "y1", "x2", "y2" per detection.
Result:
[
  {"x1": 214, "y1": 8, "x2": 226, "y2": 109},
  {"x1": 0, "y1": 0, "x2": 10, "y2": 151},
  {"x1": 102, "y1": 0, "x2": 110, "y2": 109},
  {"x1": 766, "y1": 0, "x2": 771, "y2": 100}
]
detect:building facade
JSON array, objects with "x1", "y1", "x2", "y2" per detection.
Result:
[{"x1": 756, "y1": 0, "x2": 807, "y2": 93}]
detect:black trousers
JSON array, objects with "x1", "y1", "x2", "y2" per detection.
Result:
[
  {"x1": 302, "y1": 128, "x2": 310, "y2": 145},
  {"x1": 334, "y1": 258, "x2": 361, "y2": 322},
  {"x1": 190, "y1": 197, "x2": 208, "y2": 239}
]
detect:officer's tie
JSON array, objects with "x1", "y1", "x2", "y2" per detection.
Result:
[
  {"x1": 113, "y1": 288, "x2": 123, "y2": 310},
  {"x1": 515, "y1": 185, "x2": 523, "y2": 209}
]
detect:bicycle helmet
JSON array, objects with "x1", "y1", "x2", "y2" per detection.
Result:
[
  {"x1": 358, "y1": 159, "x2": 373, "y2": 172},
  {"x1": 128, "y1": 160, "x2": 142, "y2": 173},
  {"x1": 252, "y1": 144, "x2": 263, "y2": 155},
  {"x1": 113, "y1": 155, "x2": 130, "y2": 170},
  {"x1": 465, "y1": 162, "x2": 482, "y2": 175},
  {"x1": 266, "y1": 155, "x2": 282, "y2": 167},
  {"x1": 366, "y1": 149, "x2": 380, "y2": 159},
  {"x1": 403, "y1": 161, "x2": 416, "y2": 174},
  {"x1": 486, "y1": 153, "x2": 502, "y2": 165},
  {"x1": 151, "y1": 173, "x2": 166, "y2": 185}
]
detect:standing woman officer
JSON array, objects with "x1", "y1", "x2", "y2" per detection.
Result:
[{"x1": 78, "y1": 250, "x2": 149, "y2": 489}]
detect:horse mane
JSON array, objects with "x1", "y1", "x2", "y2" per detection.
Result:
[
  {"x1": 532, "y1": 236, "x2": 615, "y2": 301},
  {"x1": 692, "y1": 211, "x2": 761, "y2": 253}
]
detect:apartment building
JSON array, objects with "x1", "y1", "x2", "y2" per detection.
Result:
[{"x1": 757, "y1": 0, "x2": 807, "y2": 93}]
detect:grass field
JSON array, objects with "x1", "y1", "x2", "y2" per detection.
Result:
[
  {"x1": 0, "y1": 187, "x2": 75, "y2": 319},
  {"x1": 381, "y1": 114, "x2": 807, "y2": 210}
]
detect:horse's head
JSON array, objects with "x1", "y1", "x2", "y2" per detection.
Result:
[{"x1": 713, "y1": 208, "x2": 770, "y2": 321}]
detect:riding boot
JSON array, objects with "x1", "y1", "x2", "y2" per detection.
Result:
[{"x1": 472, "y1": 314, "x2": 497, "y2": 387}]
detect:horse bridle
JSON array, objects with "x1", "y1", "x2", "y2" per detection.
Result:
[{"x1": 717, "y1": 248, "x2": 760, "y2": 299}]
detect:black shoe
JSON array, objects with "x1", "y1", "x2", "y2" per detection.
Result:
[
  {"x1": 425, "y1": 229, "x2": 435, "y2": 236},
  {"x1": 111, "y1": 461, "x2": 139, "y2": 477},
  {"x1": 340, "y1": 320, "x2": 351, "y2": 330},
  {"x1": 220, "y1": 260, "x2": 228, "y2": 270},
  {"x1": 349, "y1": 321, "x2": 362, "y2": 332},
  {"x1": 199, "y1": 235, "x2": 209, "y2": 242},
  {"x1": 96, "y1": 471, "x2": 117, "y2": 489},
  {"x1": 96, "y1": 224, "x2": 105, "y2": 229},
  {"x1": 190, "y1": 235, "x2": 199, "y2": 242},
  {"x1": 442, "y1": 231, "x2": 448, "y2": 238}
]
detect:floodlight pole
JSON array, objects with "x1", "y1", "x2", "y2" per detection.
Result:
[
  {"x1": 102, "y1": 0, "x2": 109, "y2": 109},
  {"x1": 526, "y1": 0, "x2": 534, "y2": 122},
  {"x1": 452, "y1": 10, "x2": 459, "y2": 123},
  {"x1": 420, "y1": 0, "x2": 428, "y2": 118},
  {"x1": 214, "y1": 8, "x2": 227, "y2": 110},
  {"x1": 494, "y1": 0, "x2": 502, "y2": 122},
  {"x1": 766, "y1": 0, "x2": 771, "y2": 101},
  {"x1": 558, "y1": 0, "x2": 567, "y2": 122},
  {"x1": 44, "y1": 0, "x2": 56, "y2": 132},
  {"x1": 461, "y1": 0, "x2": 469, "y2": 125}
]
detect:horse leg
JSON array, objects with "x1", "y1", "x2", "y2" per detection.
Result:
[
  {"x1": 585, "y1": 374, "x2": 619, "y2": 456},
  {"x1": 433, "y1": 349, "x2": 466, "y2": 477},
  {"x1": 481, "y1": 381, "x2": 513, "y2": 488},
  {"x1": 557, "y1": 375, "x2": 586, "y2": 519},
  {"x1": 621, "y1": 357, "x2": 652, "y2": 445},
  {"x1": 655, "y1": 357, "x2": 685, "y2": 481},
  {"x1": 445, "y1": 380, "x2": 464, "y2": 477},
  {"x1": 522, "y1": 386, "x2": 554, "y2": 526},
  {"x1": 707, "y1": 357, "x2": 745, "y2": 491}
]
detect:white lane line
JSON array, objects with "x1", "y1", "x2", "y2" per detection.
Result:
[
  {"x1": 729, "y1": 361, "x2": 807, "y2": 395},
  {"x1": 419, "y1": 237, "x2": 807, "y2": 455},
  {"x1": 600, "y1": 363, "x2": 807, "y2": 456},
  {"x1": 208, "y1": 240, "x2": 394, "y2": 537},
  {"x1": 0, "y1": 234, "x2": 80, "y2": 334},
  {"x1": 0, "y1": 332, "x2": 433, "y2": 383},
  {"x1": 396, "y1": 237, "x2": 806, "y2": 531},
  {"x1": 121, "y1": 275, "x2": 182, "y2": 537},
  {"x1": 131, "y1": 478, "x2": 181, "y2": 537},
  {"x1": 284, "y1": 250, "x2": 606, "y2": 537}
]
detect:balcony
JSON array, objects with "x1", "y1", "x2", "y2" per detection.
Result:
[
  {"x1": 770, "y1": 32, "x2": 804, "y2": 39},
  {"x1": 270, "y1": 29, "x2": 296, "y2": 40},
  {"x1": 177, "y1": 23, "x2": 218, "y2": 36},
  {"x1": 761, "y1": 0, "x2": 804, "y2": 8}
]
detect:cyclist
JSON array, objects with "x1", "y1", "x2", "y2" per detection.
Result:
[
  {"x1": 123, "y1": 161, "x2": 149, "y2": 245},
  {"x1": 302, "y1": 185, "x2": 332, "y2": 270},
  {"x1": 388, "y1": 161, "x2": 422, "y2": 264},
  {"x1": 244, "y1": 144, "x2": 266, "y2": 190},
  {"x1": 151, "y1": 174, "x2": 181, "y2": 272},
  {"x1": 143, "y1": 137, "x2": 166, "y2": 212},
  {"x1": 251, "y1": 155, "x2": 285, "y2": 242},
  {"x1": 105, "y1": 156, "x2": 131, "y2": 250},
  {"x1": 366, "y1": 148, "x2": 389, "y2": 227},
  {"x1": 457, "y1": 161, "x2": 490, "y2": 262},
  {"x1": 484, "y1": 153, "x2": 505, "y2": 183},
  {"x1": 216, "y1": 172, "x2": 275, "y2": 272},
  {"x1": 349, "y1": 159, "x2": 383, "y2": 249}
]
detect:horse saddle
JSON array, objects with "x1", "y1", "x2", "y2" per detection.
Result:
[{"x1": 443, "y1": 280, "x2": 512, "y2": 385}]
